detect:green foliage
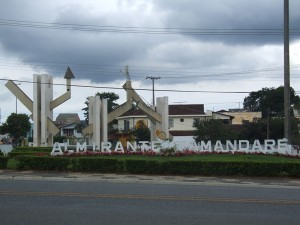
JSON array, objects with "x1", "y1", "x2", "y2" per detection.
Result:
[
  {"x1": 53, "y1": 135, "x2": 66, "y2": 143},
  {"x1": 0, "y1": 156, "x2": 9, "y2": 169},
  {"x1": 131, "y1": 127, "x2": 151, "y2": 142},
  {"x1": 243, "y1": 86, "x2": 300, "y2": 117},
  {"x1": 0, "y1": 113, "x2": 31, "y2": 146},
  {"x1": 193, "y1": 119, "x2": 238, "y2": 143},
  {"x1": 83, "y1": 92, "x2": 120, "y2": 123},
  {"x1": 238, "y1": 117, "x2": 300, "y2": 142},
  {"x1": 124, "y1": 159, "x2": 162, "y2": 174},
  {"x1": 71, "y1": 157, "x2": 120, "y2": 172},
  {"x1": 74, "y1": 121, "x2": 87, "y2": 134},
  {"x1": 13, "y1": 147, "x2": 52, "y2": 152},
  {"x1": 8, "y1": 147, "x2": 52, "y2": 158},
  {"x1": 16, "y1": 156, "x2": 69, "y2": 171},
  {"x1": 9, "y1": 154, "x2": 300, "y2": 177}
]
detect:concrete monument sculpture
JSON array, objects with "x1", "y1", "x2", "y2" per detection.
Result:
[
  {"x1": 83, "y1": 66, "x2": 169, "y2": 144},
  {"x1": 5, "y1": 67, "x2": 75, "y2": 146}
]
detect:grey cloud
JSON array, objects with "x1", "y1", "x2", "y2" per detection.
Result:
[
  {"x1": 0, "y1": 0, "x2": 298, "y2": 86},
  {"x1": 152, "y1": 0, "x2": 300, "y2": 45}
]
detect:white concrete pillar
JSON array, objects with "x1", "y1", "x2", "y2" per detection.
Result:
[
  {"x1": 88, "y1": 96, "x2": 95, "y2": 145},
  {"x1": 33, "y1": 75, "x2": 41, "y2": 147},
  {"x1": 40, "y1": 75, "x2": 53, "y2": 146},
  {"x1": 101, "y1": 98, "x2": 108, "y2": 142},
  {"x1": 94, "y1": 96, "x2": 101, "y2": 148},
  {"x1": 157, "y1": 96, "x2": 169, "y2": 139},
  {"x1": 151, "y1": 97, "x2": 169, "y2": 141}
]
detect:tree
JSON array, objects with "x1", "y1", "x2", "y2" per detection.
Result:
[
  {"x1": 238, "y1": 117, "x2": 300, "y2": 143},
  {"x1": 82, "y1": 92, "x2": 120, "y2": 123},
  {"x1": 193, "y1": 119, "x2": 238, "y2": 143},
  {"x1": 243, "y1": 86, "x2": 300, "y2": 118},
  {"x1": 131, "y1": 127, "x2": 151, "y2": 142},
  {"x1": 0, "y1": 113, "x2": 31, "y2": 146}
]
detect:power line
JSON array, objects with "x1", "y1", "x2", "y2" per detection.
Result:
[
  {"x1": 0, "y1": 18, "x2": 299, "y2": 35},
  {"x1": 0, "y1": 58, "x2": 299, "y2": 80},
  {"x1": 0, "y1": 78, "x2": 252, "y2": 94}
]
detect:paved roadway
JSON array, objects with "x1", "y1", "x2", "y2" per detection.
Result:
[{"x1": 1, "y1": 170, "x2": 300, "y2": 225}]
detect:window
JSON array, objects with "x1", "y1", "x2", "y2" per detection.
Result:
[
  {"x1": 63, "y1": 129, "x2": 74, "y2": 137},
  {"x1": 180, "y1": 118, "x2": 184, "y2": 122},
  {"x1": 169, "y1": 118, "x2": 174, "y2": 128},
  {"x1": 124, "y1": 120, "x2": 130, "y2": 132}
]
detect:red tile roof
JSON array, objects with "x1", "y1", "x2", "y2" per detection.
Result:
[{"x1": 119, "y1": 104, "x2": 205, "y2": 117}]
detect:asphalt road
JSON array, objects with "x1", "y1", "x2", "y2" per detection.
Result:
[{"x1": 1, "y1": 173, "x2": 300, "y2": 225}]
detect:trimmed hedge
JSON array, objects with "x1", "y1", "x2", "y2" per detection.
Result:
[
  {"x1": 0, "y1": 156, "x2": 9, "y2": 169},
  {"x1": 17, "y1": 156, "x2": 69, "y2": 171},
  {"x1": 8, "y1": 147, "x2": 52, "y2": 158},
  {"x1": 13, "y1": 147, "x2": 52, "y2": 152},
  {"x1": 124, "y1": 159, "x2": 162, "y2": 174},
  {"x1": 8, "y1": 151, "x2": 50, "y2": 158},
  {"x1": 13, "y1": 155, "x2": 300, "y2": 177},
  {"x1": 71, "y1": 157, "x2": 121, "y2": 173}
]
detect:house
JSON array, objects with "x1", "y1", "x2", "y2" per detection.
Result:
[
  {"x1": 117, "y1": 104, "x2": 233, "y2": 141},
  {"x1": 218, "y1": 109, "x2": 262, "y2": 125},
  {"x1": 55, "y1": 113, "x2": 84, "y2": 138}
]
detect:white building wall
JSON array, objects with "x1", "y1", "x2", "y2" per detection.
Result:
[
  {"x1": 170, "y1": 116, "x2": 206, "y2": 131},
  {"x1": 118, "y1": 115, "x2": 208, "y2": 132}
]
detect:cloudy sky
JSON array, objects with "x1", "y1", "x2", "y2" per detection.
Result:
[{"x1": 0, "y1": 0, "x2": 299, "y2": 122}]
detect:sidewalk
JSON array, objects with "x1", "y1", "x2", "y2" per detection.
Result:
[{"x1": 1, "y1": 169, "x2": 300, "y2": 189}]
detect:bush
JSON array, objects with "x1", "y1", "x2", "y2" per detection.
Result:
[
  {"x1": 8, "y1": 151, "x2": 50, "y2": 158},
  {"x1": 124, "y1": 159, "x2": 162, "y2": 174},
  {"x1": 160, "y1": 160, "x2": 300, "y2": 177},
  {"x1": 13, "y1": 147, "x2": 52, "y2": 152},
  {"x1": 8, "y1": 147, "x2": 51, "y2": 158},
  {"x1": 0, "y1": 156, "x2": 9, "y2": 169},
  {"x1": 71, "y1": 157, "x2": 121, "y2": 173},
  {"x1": 16, "y1": 156, "x2": 69, "y2": 171},
  {"x1": 10, "y1": 153, "x2": 300, "y2": 177}
]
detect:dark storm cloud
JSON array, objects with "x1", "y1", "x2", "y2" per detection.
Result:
[
  {"x1": 0, "y1": 0, "x2": 299, "y2": 86},
  {"x1": 153, "y1": 0, "x2": 300, "y2": 45},
  {"x1": 0, "y1": 1, "x2": 159, "y2": 83}
]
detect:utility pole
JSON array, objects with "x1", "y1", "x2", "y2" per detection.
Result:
[
  {"x1": 146, "y1": 76, "x2": 160, "y2": 106},
  {"x1": 284, "y1": 0, "x2": 291, "y2": 144}
]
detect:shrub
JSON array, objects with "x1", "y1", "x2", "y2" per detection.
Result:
[
  {"x1": 16, "y1": 156, "x2": 69, "y2": 171},
  {"x1": 8, "y1": 151, "x2": 50, "y2": 158},
  {"x1": 124, "y1": 159, "x2": 162, "y2": 174},
  {"x1": 0, "y1": 156, "x2": 9, "y2": 169},
  {"x1": 13, "y1": 147, "x2": 52, "y2": 152},
  {"x1": 71, "y1": 157, "x2": 120, "y2": 173},
  {"x1": 160, "y1": 160, "x2": 300, "y2": 177}
]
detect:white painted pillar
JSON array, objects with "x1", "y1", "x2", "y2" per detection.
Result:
[
  {"x1": 151, "y1": 97, "x2": 169, "y2": 141},
  {"x1": 40, "y1": 75, "x2": 53, "y2": 146},
  {"x1": 33, "y1": 75, "x2": 41, "y2": 147},
  {"x1": 157, "y1": 96, "x2": 169, "y2": 139},
  {"x1": 101, "y1": 98, "x2": 108, "y2": 142},
  {"x1": 88, "y1": 96, "x2": 95, "y2": 145},
  {"x1": 94, "y1": 96, "x2": 101, "y2": 148}
]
